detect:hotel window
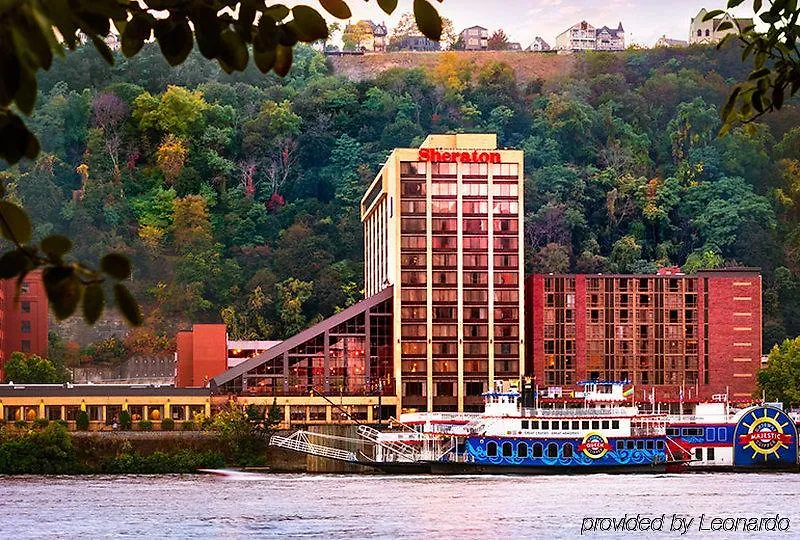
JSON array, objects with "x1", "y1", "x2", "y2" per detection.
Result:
[
  {"x1": 401, "y1": 307, "x2": 426, "y2": 320},
  {"x1": 495, "y1": 273, "x2": 518, "y2": 286},
  {"x1": 495, "y1": 308, "x2": 518, "y2": 321},
  {"x1": 464, "y1": 342, "x2": 488, "y2": 355},
  {"x1": 400, "y1": 289, "x2": 426, "y2": 302},
  {"x1": 434, "y1": 307, "x2": 456, "y2": 320},
  {"x1": 463, "y1": 237, "x2": 488, "y2": 250},
  {"x1": 432, "y1": 218, "x2": 457, "y2": 232},
  {"x1": 432, "y1": 325, "x2": 458, "y2": 338},
  {"x1": 431, "y1": 200, "x2": 456, "y2": 214},
  {"x1": 400, "y1": 236, "x2": 426, "y2": 249},
  {"x1": 495, "y1": 290, "x2": 518, "y2": 304},
  {"x1": 401, "y1": 271, "x2": 426, "y2": 285},
  {"x1": 463, "y1": 254, "x2": 488, "y2": 268},
  {"x1": 494, "y1": 237, "x2": 518, "y2": 250},
  {"x1": 401, "y1": 181, "x2": 426, "y2": 196},
  {"x1": 432, "y1": 162, "x2": 457, "y2": 176},
  {"x1": 463, "y1": 201, "x2": 488, "y2": 214},
  {"x1": 493, "y1": 184, "x2": 518, "y2": 197},
  {"x1": 465, "y1": 272, "x2": 488, "y2": 286},
  {"x1": 463, "y1": 219, "x2": 487, "y2": 233},
  {"x1": 432, "y1": 254, "x2": 457, "y2": 268},
  {"x1": 432, "y1": 236, "x2": 456, "y2": 250},
  {"x1": 401, "y1": 254, "x2": 425, "y2": 267},
  {"x1": 401, "y1": 200, "x2": 426, "y2": 214},
  {"x1": 491, "y1": 163, "x2": 519, "y2": 177},
  {"x1": 493, "y1": 219, "x2": 518, "y2": 233},
  {"x1": 430, "y1": 182, "x2": 457, "y2": 197},
  {"x1": 401, "y1": 342, "x2": 426, "y2": 356},
  {"x1": 494, "y1": 254, "x2": 518, "y2": 268},
  {"x1": 435, "y1": 381, "x2": 455, "y2": 397},
  {"x1": 465, "y1": 325, "x2": 488, "y2": 338},
  {"x1": 462, "y1": 183, "x2": 488, "y2": 197},
  {"x1": 432, "y1": 289, "x2": 458, "y2": 302},
  {"x1": 493, "y1": 201, "x2": 518, "y2": 214},
  {"x1": 464, "y1": 163, "x2": 488, "y2": 176},
  {"x1": 433, "y1": 272, "x2": 457, "y2": 285},
  {"x1": 495, "y1": 343, "x2": 518, "y2": 356},
  {"x1": 21, "y1": 301, "x2": 30, "y2": 313},
  {"x1": 400, "y1": 161, "x2": 427, "y2": 175},
  {"x1": 21, "y1": 281, "x2": 30, "y2": 293},
  {"x1": 21, "y1": 321, "x2": 30, "y2": 334}
]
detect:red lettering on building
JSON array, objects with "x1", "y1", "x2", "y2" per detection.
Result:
[{"x1": 418, "y1": 149, "x2": 502, "y2": 164}]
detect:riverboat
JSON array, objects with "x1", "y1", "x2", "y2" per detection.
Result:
[
  {"x1": 270, "y1": 381, "x2": 676, "y2": 474},
  {"x1": 664, "y1": 402, "x2": 799, "y2": 471}
]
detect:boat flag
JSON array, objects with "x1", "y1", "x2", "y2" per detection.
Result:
[{"x1": 622, "y1": 387, "x2": 634, "y2": 397}]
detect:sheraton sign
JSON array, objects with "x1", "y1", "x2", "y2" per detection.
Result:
[{"x1": 419, "y1": 148, "x2": 502, "y2": 164}]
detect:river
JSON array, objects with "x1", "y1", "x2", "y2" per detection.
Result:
[{"x1": 1, "y1": 473, "x2": 798, "y2": 538}]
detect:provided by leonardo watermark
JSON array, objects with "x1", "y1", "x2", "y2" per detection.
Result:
[{"x1": 580, "y1": 514, "x2": 791, "y2": 535}]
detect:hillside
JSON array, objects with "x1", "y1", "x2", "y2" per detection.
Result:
[
  {"x1": 7, "y1": 42, "x2": 800, "y2": 357},
  {"x1": 329, "y1": 51, "x2": 576, "y2": 82}
]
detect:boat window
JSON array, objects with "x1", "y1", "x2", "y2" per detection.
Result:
[
  {"x1": 694, "y1": 448, "x2": 702, "y2": 460},
  {"x1": 541, "y1": 421, "x2": 549, "y2": 430},
  {"x1": 717, "y1": 428, "x2": 726, "y2": 441},
  {"x1": 707, "y1": 448, "x2": 715, "y2": 461},
  {"x1": 626, "y1": 441, "x2": 634, "y2": 450},
  {"x1": 572, "y1": 421, "x2": 579, "y2": 430},
  {"x1": 591, "y1": 421, "x2": 599, "y2": 430},
  {"x1": 517, "y1": 442, "x2": 528, "y2": 458},
  {"x1": 532, "y1": 443, "x2": 543, "y2": 458},
  {"x1": 561, "y1": 421, "x2": 570, "y2": 430},
  {"x1": 636, "y1": 440, "x2": 645, "y2": 450},
  {"x1": 546, "y1": 443, "x2": 558, "y2": 458},
  {"x1": 531, "y1": 421, "x2": 539, "y2": 430},
  {"x1": 611, "y1": 420, "x2": 619, "y2": 429},
  {"x1": 656, "y1": 440, "x2": 664, "y2": 450},
  {"x1": 521, "y1": 420, "x2": 529, "y2": 429},
  {"x1": 562, "y1": 443, "x2": 573, "y2": 458},
  {"x1": 666, "y1": 428, "x2": 679, "y2": 437},
  {"x1": 601, "y1": 420, "x2": 609, "y2": 430},
  {"x1": 616, "y1": 440, "x2": 624, "y2": 451},
  {"x1": 487, "y1": 441, "x2": 498, "y2": 457},
  {"x1": 502, "y1": 442, "x2": 513, "y2": 457},
  {"x1": 582, "y1": 421, "x2": 590, "y2": 430},
  {"x1": 705, "y1": 428, "x2": 715, "y2": 442},
  {"x1": 646, "y1": 440, "x2": 654, "y2": 450}
]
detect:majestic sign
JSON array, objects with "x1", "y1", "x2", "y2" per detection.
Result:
[
  {"x1": 733, "y1": 406, "x2": 798, "y2": 466},
  {"x1": 738, "y1": 410, "x2": 793, "y2": 459},
  {"x1": 579, "y1": 432, "x2": 612, "y2": 459},
  {"x1": 418, "y1": 148, "x2": 502, "y2": 164}
]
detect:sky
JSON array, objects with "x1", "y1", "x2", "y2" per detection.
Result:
[{"x1": 317, "y1": 0, "x2": 756, "y2": 48}]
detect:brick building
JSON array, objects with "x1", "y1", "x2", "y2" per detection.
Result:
[
  {"x1": 0, "y1": 270, "x2": 49, "y2": 380},
  {"x1": 525, "y1": 269, "x2": 761, "y2": 405}
]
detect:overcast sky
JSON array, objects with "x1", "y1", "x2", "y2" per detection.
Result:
[{"x1": 322, "y1": 0, "x2": 756, "y2": 47}]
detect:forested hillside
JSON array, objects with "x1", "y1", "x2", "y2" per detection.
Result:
[{"x1": 5, "y1": 43, "x2": 800, "y2": 352}]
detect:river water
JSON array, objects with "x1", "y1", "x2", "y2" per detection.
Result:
[{"x1": 1, "y1": 473, "x2": 798, "y2": 538}]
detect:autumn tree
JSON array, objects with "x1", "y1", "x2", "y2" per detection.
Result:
[
  {"x1": 342, "y1": 20, "x2": 373, "y2": 51},
  {"x1": 758, "y1": 337, "x2": 800, "y2": 406},
  {"x1": 487, "y1": 29, "x2": 510, "y2": 50}
]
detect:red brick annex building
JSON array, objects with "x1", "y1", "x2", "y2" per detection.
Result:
[
  {"x1": 176, "y1": 135, "x2": 763, "y2": 420},
  {"x1": 0, "y1": 270, "x2": 49, "y2": 380}
]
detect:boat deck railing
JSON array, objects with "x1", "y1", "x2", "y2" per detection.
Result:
[{"x1": 520, "y1": 407, "x2": 639, "y2": 418}]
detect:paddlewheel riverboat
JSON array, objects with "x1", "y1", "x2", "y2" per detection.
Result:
[{"x1": 270, "y1": 381, "x2": 677, "y2": 474}]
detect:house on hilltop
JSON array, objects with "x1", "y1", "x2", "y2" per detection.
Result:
[
  {"x1": 459, "y1": 26, "x2": 489, "y2": 50},
  {"x1": 655, "y1": 35, "x2": 688, "y2": 48},
  {"x1": 555, "y1": 21, "x2": 625, "y2": 52},
  {"x1": 343, "y1": 20, "x2": 388, "y2": 52},
  {"x1": 689, "y1": 8, "x2": 752, "y2": 45},
  {"x1": 527, "y1": 36, "x2": 551, "y2": 52}
]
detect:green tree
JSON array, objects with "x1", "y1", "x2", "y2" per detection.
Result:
[
  {"x1": 2, "y1": 352, "x2": 70, "y2": 383},
  {"x1": 758, "y1": 337, "x2": 800, "y2": 406}
]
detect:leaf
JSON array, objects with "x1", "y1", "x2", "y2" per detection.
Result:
[
  {"x1": 377, "y1": 0, "x2": 398, "y2": 14},
  {"x1": 218, "y1": 28, "x2": 249, "y2": 72},
  {"x1": 727, "y1": 0, "x2": 746, "y2": 7},
  {"x1": 82, "y1": 283, "x2": 105, "y2": 324},
  {"x1": 0, "y1": 110, "x2": 40, "y2": 164},
  {"x1": 0, "y1": 46, "x2": 22, "y2": 107},
  {"x1": 114, "y1": 283, "x2": 142, "y2": 326},
  {"x1": 703, "y1": 9, "x2": 725, "y2": 21},
  {"x1": 101, "y1": 253, "x2": 132, "y2": 280},
  {"x1": 721, "y1": 86, "x2": 742, "y2": 122},
  {"x1": 43, "y1": 266, "x2": 82, "y2": 320},
  {"x1": 0, "y1": 249, "x2": 31, "y2": 279},
  {"x1": 748, "y1": 67, "x2": 772, "y2": 80},
  {"x1": 319, "y1": 0, "x2": 351, "y2": 19},
  {"x1": 253, "y1": 44, "x2": 276, "y2": 73},
  {"x1": 13, "y1": 67, "x2": 37, "y2": 116},
  {"x1": 41, "y1": 234, "x2": 72, "y2": 258},
  {"x1": 413, "y1": 0, "x2": 442, "y2": 41},
  {"x1": 772, "y1": 84, "x2": 785, "y2": 110},
  {"x1": 121, "y1": 13, "x2": 152, "y2": 58},
  {"x1": 264, "y1": 5, "x2": 291, "y2": 22},
  {"x1": 754, "y1": 0, "x2": 763, "y2": 11},
  {"x1": 291, "y1": 6, "x2": 328, "y2": 42},
  {"x1": 274, "y1": 44, "x2": 293, "y2": 77},
  {"x1": 154, "y1": 17, "x2": 194, "y2": 66},
  {"x1": 90, "y1": 34, "x2": 115, "y2": 65},
  {"x1": 715, "y1": 21, "x2": 734, "y2": 32},
  {"x1": 0, "y1": 200, "x2": 32, "y2": 245}
]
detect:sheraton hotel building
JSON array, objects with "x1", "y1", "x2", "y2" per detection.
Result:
[{"x1": 205, "y1": 134, "x2": 762, "y2": 420}]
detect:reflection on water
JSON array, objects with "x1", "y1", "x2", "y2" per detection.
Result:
[{"x1": 1, "y1": 473, "x2": 798, "y2": 538}]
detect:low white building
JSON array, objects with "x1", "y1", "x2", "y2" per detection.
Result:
[{"x1": 689, "y1": 8, "x2": 752, "y2": 45}]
